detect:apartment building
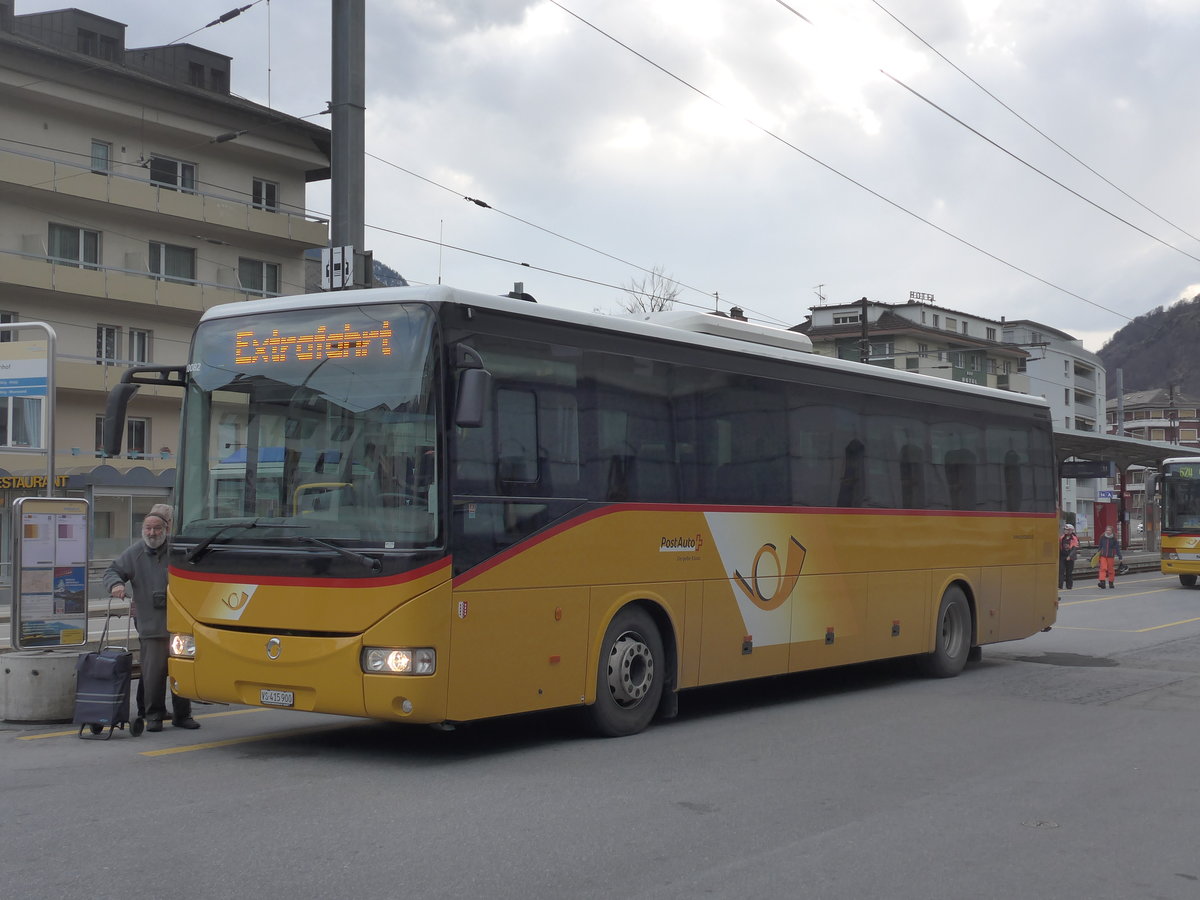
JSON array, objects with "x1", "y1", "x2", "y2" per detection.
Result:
[
  {"x1": 0, "y1": 3, "x2": 330, "y2": 561},
  {"x1": 795, "y1": 297, "x2": 1032, "y2": 392},
  {"x1": 1107, "y1": 389, "x2": 1200, "y2": 530}
]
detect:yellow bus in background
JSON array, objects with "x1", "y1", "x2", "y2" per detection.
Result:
[
  {"x1": 105, "y1": 285, "x2": 1058, "y2": 736},
  {"x1": 1158, "y1": 457, "x2": 1200, "y2": 586}
]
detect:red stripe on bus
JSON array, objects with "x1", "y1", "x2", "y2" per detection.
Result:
[
  {"x1": 452, "y1": 503, "x2": 1055, "y2": 586},
  {"x1": 169, "y1": 556, "x2": 451, "y2": 589}
]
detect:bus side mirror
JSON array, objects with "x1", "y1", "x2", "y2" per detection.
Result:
[
  {"x1": 455, "y1": 368, "x2": 491, "y2": 428},
  {"x1": 102, "y1": 383, "x2": 140, "y2": 457}
]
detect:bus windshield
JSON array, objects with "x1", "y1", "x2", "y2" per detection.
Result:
[
  {"x1": 1163, "y1": 462, "x2": 1200, "y2": 532},
  {"x1": 176, "y1": 302, "x2": 440, "y2": 550}
]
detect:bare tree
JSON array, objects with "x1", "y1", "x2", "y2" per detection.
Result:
[{"x1": 616, "y1": 265, "x2": 680, "y2": 313}]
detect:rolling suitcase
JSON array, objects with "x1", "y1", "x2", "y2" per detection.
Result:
[{"x1": 73, "y1": 599, "x2": 144, "y2": 740}]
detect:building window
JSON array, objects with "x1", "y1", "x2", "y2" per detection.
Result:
[
  {"x1": 1065, "y1": 388, "x2": 1071, "y2": 405},
  {"x1": 1017, "y1": 358, "x2": 1027, "y2": 373},
  {"x1": 1031, "y1": 331, "x2": 1042, "y2": 344},
  {"x1": 238, "y1": 258, "x2": 281, "y2": 295},
  {"x1": 0, "y1": 311, "x2": 16, "y2": 343},
  {"x1": 149, "y1": 155, "x2": 196, "y2": 192},
  {"x1": 1065, "y1": 417, "x2": 1071, "y2": 429},
  {"x1": 210, "y1": 68, "x2": 228, "y2": 93},
  {"x1": 932, "y1": 314, "x2": 940, "y2": 328},
  {"x1": 188, "y1": 62, "x2": 205, "y2": 87},
  {"x1": 0, "y1": 397, "x2": 43, "y2": 448},
  {"x1": 94, "y1": 416, "x2": 105, "y2": 456},
  {"x1": 1151, "y1": 428, "x2": 1166, "y2": 441},
  {"x1": 97, "y1": 325, "x2": 120, "y2": 364},
  {"x1": 127, "y1": 418, "x2": 148, "y2": 459},
  {"x1": 129, "y1": 328, "x2": 151, "y2": 364},
  {"x1": 1182, "y1": 428, "x2": 1198, "y2": 442},
  {"x1": 961, "y1": 321, "x2": 969, "y2": 335},
  {"x1": 1003, "y1": 360, "x2": 1012, "y2": 375},
  {"x1": 90, "y1": 140, "x2": 111, "y2": 174},
  {"x1": 917, "y1": 343, "x2": 928, "y2": 358},
  {"x1": 149, "y1": 242, "x2": 196, "y2": 283},
  {"x1": 252, "y1": 178, "x2": 279, "y2": 212},
  {"x1": 48, "y1": 223, "x2": 100, "y2": 268},
  {"x1": 986, "y1": 327, "x2": 996, "y2": 341},
  {"x1": 946, "y1": 317, "x2": 956, "y2": 331},
  {"x1": 869, "y1": 341, "x2": 894, "y2": 359}
]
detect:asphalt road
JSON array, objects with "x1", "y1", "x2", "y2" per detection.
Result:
[{"x1": 3, "y1": 570, "x2": 1199, "y2": 900}]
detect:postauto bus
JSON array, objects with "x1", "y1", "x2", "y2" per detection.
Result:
[{"x1": 103, "y1": 285, "x2": 1058, "y2": 736}]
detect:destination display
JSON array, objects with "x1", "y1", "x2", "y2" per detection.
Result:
[{"x1": 234, "y1": 321, "x2": 394, "y2": 366}]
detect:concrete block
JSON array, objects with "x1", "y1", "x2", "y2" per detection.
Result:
[{"x1": 1, "y1": 650, "x2": 79, "y2": 723}]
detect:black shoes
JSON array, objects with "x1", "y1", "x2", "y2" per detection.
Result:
[
  {"x1": 1108, "y1": 581, "x2": 1115, "y2": 589},
  {"x1": 146, "y1": 719, "x2": 163, "y2": 733},
  {"x1": 1098, "y1": 581, "x2": 1105, "y2": 589},
  {"x1": 172, "y1": 717, "x2": 201, "y2": 730}
]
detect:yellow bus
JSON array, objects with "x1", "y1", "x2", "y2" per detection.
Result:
[
  {"x1": 1157, "y1": 457, "x2": 1200, "y2": 586},
  {"x1": 104, "y1": 285, "x2": 1058, "y2": 736}
]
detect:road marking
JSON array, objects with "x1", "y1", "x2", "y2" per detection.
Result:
[
  {"x1": 16, "y1": 707, "x2": 263, "y2": 741},
  {"x1": 1135, "y1": 616, "x2": 1200, "y2": 632},
  {"x1": 140, "y1": 721, "x2": 364, "y2": 756},
  {"x1": 1060, "y1": 587, "x2": 1175, "y2": 606}
]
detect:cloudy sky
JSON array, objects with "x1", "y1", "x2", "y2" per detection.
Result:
[{"x1": 21, "y1": 0, "x2": 1200, "y2": 350}]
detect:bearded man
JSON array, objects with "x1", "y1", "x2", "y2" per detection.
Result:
[{"x1": 103, "y1": 511, "x2": 199, "y2": 732}]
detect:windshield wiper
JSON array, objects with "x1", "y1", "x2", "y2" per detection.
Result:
[
  {"x1": 184, "y1": 518, "x2": 307, "y2": 564},
  {"x1": 296, "y1": 536, "x2": 382, "y2": 573}
]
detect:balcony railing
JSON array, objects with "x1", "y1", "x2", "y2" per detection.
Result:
[
  {"x1": 0, "y1": 144, "x2": 327, "y2": 246},
  {"x1": 0, "y1": 248, "x2": 283, "y2": 309}
]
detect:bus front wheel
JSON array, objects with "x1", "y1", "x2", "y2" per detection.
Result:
[
  {"x1": 586, "y1": 606, "x2": 664, "y2": 737},
  {"x1": 918, "y1": 586, "x2": 972, "y2": 678},
  {"x1": 1181, "y1": 574, "x2": 1197, "y2": 588}
]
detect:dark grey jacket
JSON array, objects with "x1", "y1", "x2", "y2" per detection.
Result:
[{"x1": 102, "y1": 540, "x2": 169, "y2": 638}]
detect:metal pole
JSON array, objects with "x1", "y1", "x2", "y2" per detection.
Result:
[
  {"x1": 331, "y1": 0, "x2": 366, "y2": 287},
  {"x1": 858, "y1": 297, "x2": 870, "y2": 363},
  {"x1": 0, "y1": 322, "x2": 57, "y2": 497}
]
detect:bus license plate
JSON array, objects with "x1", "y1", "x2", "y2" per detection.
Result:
[{"x1": 260, "y1": 689, "x2": 294, "y2": 707}]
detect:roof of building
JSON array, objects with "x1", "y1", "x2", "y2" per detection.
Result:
[
  {"x1": 1107, "y1": 389, "x2": 1200, "y2": 409},
  {"x1": 0, "y1": 13, "x2": 331, "y2": 175},
  {"x1": 794, "y1": 309, "x2": 1030, "y2": 357}
]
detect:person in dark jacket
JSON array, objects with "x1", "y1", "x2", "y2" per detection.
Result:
[
  {"x1": 1097, "y1": 524, "x2": 1123, "y2": 590},
  {"x1": 103, "y1": 511, "x2": 199, "y2": 732},
  {"x1": 1058, "y1": 524, "x2": 1079, "y2": 590}
]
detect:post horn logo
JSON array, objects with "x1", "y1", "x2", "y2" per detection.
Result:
[
  {"x1": 266, "y1": 637, "x2": 281, "y2": 660},
  {"x1": 733, "y1": 536, "x2": 807, "y2": 611},
  {"x1": 221, "y1": 591, "x2": 250, "y2": 610}
]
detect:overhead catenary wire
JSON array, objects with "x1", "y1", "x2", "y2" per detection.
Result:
[
  {"x1": 865, "y1": 0, "x2": 1200, "y2": 249},
  {"x1": 363, "y1": 151, "x2": 781, "y2": 323},
  {"x1": 547, "y1": 0, "x2": 1131, "y2": 321}
]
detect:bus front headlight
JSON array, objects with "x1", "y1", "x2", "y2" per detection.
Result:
[
  {"x1": 361, "y1": 647, "x2": 436, "y2": 675},
  {"x1": 169, "y1": 632, "x2": 196, "y2": 658}
]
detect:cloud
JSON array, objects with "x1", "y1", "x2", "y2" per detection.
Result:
[{"x1": 23, "y1": 0, "x2": 1200, "y2": 345}]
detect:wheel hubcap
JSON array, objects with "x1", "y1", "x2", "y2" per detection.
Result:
[
  {"x1": 606, "y1": 631, "x2": 655, "y2": 708},
  {"x1": 941, "y1": 603, "x2": 966, "y2": 657}
]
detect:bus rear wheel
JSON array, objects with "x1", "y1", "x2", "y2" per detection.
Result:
[
  {"x1": 586, "y1": 606, "x2": 664, "y2": 737},
  {"x1": 1181, "y1": 574, "x2": 1197, "y2": 588},
  {"x1": 918, "y1": 586, "x2": 972, "y2": 678}
]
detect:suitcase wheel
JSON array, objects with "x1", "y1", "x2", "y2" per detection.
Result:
[
  {"x1": 131, "y1": 717, "x2": 145, "y2": 737},
  {"x1": 89, "y1": 724, "x2": 104, "y2": 735}
]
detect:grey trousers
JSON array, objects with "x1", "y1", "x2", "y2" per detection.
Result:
[{"x1": 139, "y1": 636, "x2": 192, "y2": 722}]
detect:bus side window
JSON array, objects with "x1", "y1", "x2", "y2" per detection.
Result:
[
  {"x1": 945, "y1": 449, "x2": 978, "y2": 510},
  {"x1": 837, "y1": 439, "x2": 866, "y2": 508}
]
